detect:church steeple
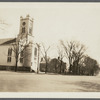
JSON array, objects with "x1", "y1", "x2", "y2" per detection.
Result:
[{"x1": 17, "y1": 15, "x2": 34, "y2": 45}]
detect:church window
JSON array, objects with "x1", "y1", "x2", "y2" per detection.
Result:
[
  {"x1": 22, "y1": 27, "x2": 25, "y2": 33},
  {"x1": 34, "y1": 47, "x2": 37, "y2": 57},
  {"x1": 7, "y1": 57, "x2": 11, "y2": 62},
  {"x1": 22, "y1": 22, "x2": 26, "y2": 26},
  {"x1": 7, "y1": 48, "x2": 12, "y2": 62},
  {"x1": 41, "y1": 58, "x2": 43, "y2": 62},
  {"x1": 20, "y1": 51, "x2": 23, "y2": 63},
  {"x1": 29, "y1": 28, "x2": 32, "y2": 34}
]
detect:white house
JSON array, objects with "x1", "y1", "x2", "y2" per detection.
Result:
[{"x1": 0, "y1": 15, "x2": 40, "y2": 72}]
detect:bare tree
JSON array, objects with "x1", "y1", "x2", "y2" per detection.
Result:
[
  {"x1": 12, "y1": 40, "x2": 24, "y2": 72},
  {"x1": 60, "y1": 40, "x2": 74, "y2": 73},
  {"x1": 60, "y1": 40, "x2": 86, "y2": 75},
  {"x1": 72, "y1": 41, "x2": 86, "y2": 74},
  {"x1": 83, "y1": 56, "x2": 100, "y2": 76},
  {"x1": 12, "y1": 39, "x2": 32, "y2": 72},
  {"x1": 57, "y1": 45, "x2": 65, "y2": 74},
  {"x1": 41, "y1": 43, "x2": 50, "y2": 73},
  {"x1": 12, "y1": 42, "x2": 19, "y2": 72}
]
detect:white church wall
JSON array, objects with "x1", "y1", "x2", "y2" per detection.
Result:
[
  {"x1": 30, "y1": 43, "x2": 39, "y2": 72},
  {"x1": 17, "y1": 56, "x2": 23, "y2": 67},
  {"x1": 23, "y1": 44, "x2": 32, "y2": 67},
  {"x1": 31, "y1": 44, "x2": 36, "y2": 72},
  {"x1": 0, "y1": 15, "x2": 40, "y2": 72},
  {"x1": 0, "y1": 45, "x2": 16, "y2": 66}
]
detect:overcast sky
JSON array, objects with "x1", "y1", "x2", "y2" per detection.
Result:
[{"x1": 0, "y1": 3, "x2": 100, "y2": 63}]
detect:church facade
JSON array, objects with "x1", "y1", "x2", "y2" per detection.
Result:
[{"x1": 0, "y1": 15, "x2": 40, "y2": 72}]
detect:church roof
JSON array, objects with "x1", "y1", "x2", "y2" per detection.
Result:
[{"x1": 0, "y1": 38, "x2": 16, "y2": 45}]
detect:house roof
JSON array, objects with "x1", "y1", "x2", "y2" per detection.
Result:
[{"x1": 0, "y1": 38, "x2": 16, "y2": 45}]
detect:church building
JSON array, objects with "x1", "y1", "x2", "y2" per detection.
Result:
[{"x1": 0, "y1": 15, "x2": 40, "y2": 72}]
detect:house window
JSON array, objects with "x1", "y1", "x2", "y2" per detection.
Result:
[
  {"x1": 7, "y1": 48, "x2": 12, "y2": 62},
  {"x1": 20, "y1": 51, "x2": 23, "y2": 63},
  {"x1": 22, "y1": 27, "x2": 25, "y2": 33}
]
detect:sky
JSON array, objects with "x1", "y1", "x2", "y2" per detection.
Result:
[{"x1": 0, "y1": 3, "x2": 100, "y2": 63}]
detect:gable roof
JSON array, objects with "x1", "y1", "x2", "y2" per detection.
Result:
[{"x1": 0, "y1": 38, "x2": 16, "y2": 45}]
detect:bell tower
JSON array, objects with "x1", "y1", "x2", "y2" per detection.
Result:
[
  {"x1": 17, "y1": 15, "x2": 34, "y2": 69},
  {"x1": 16, "y1": 15, "x2": 40, "y2": 72},
  {"x1": 17, "y1": 15, "x2": 34, "y2": 44}
]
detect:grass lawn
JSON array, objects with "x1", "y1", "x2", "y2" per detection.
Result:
[{"x1": 0, "y1": 71, "x2": 100, "y2": 92}]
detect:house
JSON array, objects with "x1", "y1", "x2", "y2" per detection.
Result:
[
  {"x1": 0, "y1": 15, "x2": 40, "y2": 72},
  {"x1": 40, "y1": 58, "x2": 67, "y2": 74},
  {"x1": 40, "y1": 57, "x2": 51, "y2": 72}
]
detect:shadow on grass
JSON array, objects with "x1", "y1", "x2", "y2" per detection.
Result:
[{"x1": 75, "y1": 81, "x2": 100, "y2": 92}]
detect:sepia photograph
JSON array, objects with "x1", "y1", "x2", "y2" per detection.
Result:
[{"x1": 0, "y1": 2, "x2": 100, "y2": 97}]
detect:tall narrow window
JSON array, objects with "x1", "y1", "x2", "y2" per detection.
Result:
[
  {"x1": 20, "y1": 51, "x2": 23, "y2": 63},
  {"x1": 34, "y1": 47, "x2": 37, "y2": 60},
  {"x1": 22, "y1": 27, "x2": 25, "y2": 33},
  {"x1": 7, "y1": 48, "x2": 12, "y2": 62},
  {"x1": 34, "y1": 47, "x2": 37, "y2": 57},
  {"x1": 41, "y1": 58, "x2": 43, "y2": 62},
  {"x1": 29, "y1": 28, "x2": 32, "y2": 34}
]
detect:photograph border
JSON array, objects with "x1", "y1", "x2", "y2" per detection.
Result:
[{"x1": 0, "y1": 1, "x2": 100, "y2": 99}]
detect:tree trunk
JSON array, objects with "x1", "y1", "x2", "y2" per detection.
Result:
[
  {"x1": 15, "y1": 54, "x2": 18, "y2": 72},
  {"x1": 45, "y1": 62, "x2": 48, "y2": 73},
  {"x1": 37, "y1": 69, "x2": 38, "y2": 73},
  {"x1": 60, "y1": 60, "x2": 62, "y2": 74},
  {"x1": 55, "y1": 60, "x2": 57, "y2": 73},
  {"x1": 15, "y1": 59, "x2": 18, "y2": 72},
  {"x1": 79, "y1": 66, "x2": 80, "y2": 75},
  {"x1": 69, "y1": 64, "x2": 72, "y2": 73}
]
